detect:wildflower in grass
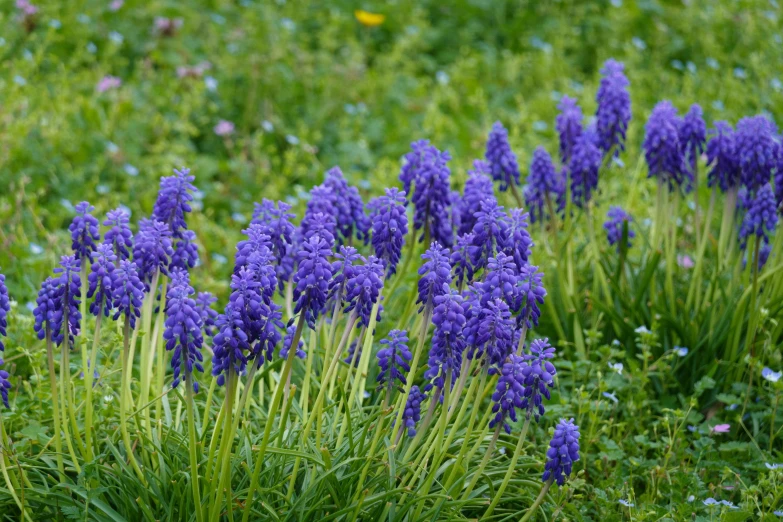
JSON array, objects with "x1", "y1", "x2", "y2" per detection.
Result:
[
  {"x1": 762, "y1": 367, "x2": 781, "y2": 383},
  {"x1": 133, "y1": 218, "x2": 173, "y2": 283},
  {"x1": 327, "y1": 246, "x2": 361, "y2": 311},
  {"x1": 542, "y1": 418, "x2": 580, "y2": 485},
  {"x1": 677, "y1": 254, "x2": 695, "y2": 269},
  {"x1": 674, "y1": 346, "x2": 689, "y2": 356},
  {"x1": 33, "y1": 278, "x2": 59, "y2": 341},
  {"x1": 706, "y1": 121, "x2": 740, "y2": 192},
  {"x1": 618, "y1": 499, "x2": 634, "y2": 508},
  {"x1": 50, "y1": 256, "x2": 82, "y2": 346},
  {"x1": 525, "y1": 147, "x2": 562, "y2": 223},
  {"x1": 766, "y1": 462, "x2": 783, "y2": 470},
  {"x1": 369, "y1": 188, "x2": 408, "y2": 277},
  {"x1": 569, "y1": 133, "x2": 601, "y2": 207},
  {"x1": 679, "y1": 104, "x2": 707, "y2": 176},
  {"x1": 485, "y1": 122, "x2": 520, "y2": 191},
  {"x1": 324, "y1": 166, "x2": 371, "y2": 244},
  {"x1": 214, "y1": 120, "x2": 235, "y2": 136},
  {"x1": 467, "y1": 297, "x2": 514, "y2": 369},
  {"x1": 515, "y1": 264, "x2": 546, "y2": 327},
  {"x1": 96, "y1": 75, "x2": 121, "y2": 93},
  {"x1": 417, "y1": 242, "x2": 452, "y2": 312},
  {"x1": 16, "y1": 0, "x2": 38, "y2": 16},
  {"x1": 503, "y1": 208, "x2": 533, "y2": 271},
  {"x1": 401, "y1": 140, "x2": 453, "y2": 247},
  {"x1": 251, "y1": 200, "x2": 296, "y2": 269},
  {"x1": 103, "y1": 208, "x2": 133, "y2": 260},
  {"x1": 710, "y1": 423, "x2": 730, "y2": 434},
  {"x1": 212, "y1": 306, "x2": 251, "y2": 385},
  {"x1": 520, "y1": 339, "x2": 556, "y2": 421},
  {"x1": 401, "y1": 385, "x2": 425, "y2": 436},
  {"x1": 604, "y1": 206, "x2": 635, "y2": 250},
  {"x1": 280, "y1": 323, "x2": 305, "y2": 359},
  {"x1": 469, "y1": 198, "x2": 510, "y2": 272},
  {"x1": 377, "y1": 329, "x2": 411, "y2": 390},
  {"x1": 489, "y1": 354, "x2": 527, "y2": 433},
  {"x1": 164, "y1": 279, "x2": 204, "y2": 391},
  {"x1": 87, "y1": 244, "x2": 116, "y2": 317},
  {"x1": 153, "y1": 16, "x2": 183, "y2": 36},
  {"x1": 458, "y1": 160, "x2": 495, "y2": 235},
  {"x1": 354, "y1": 9, "x2": 385, "y2": 27},
  {"x1": 195, "y1": 292, "x2": 218, "y2": 337},
  {"x1": 596, "y1": 59, "x2": 631, "y2": 157},
  {"x1": 644, "y1": 101, "x2": 687, "y2": 190},
  {"x1": 302, "y1": 184, "x2": 337, "y2": 244},
  {"x1": 0, "y1": 273, "x2": 9, "y2": 353},
  {"x1": 603, "y1": 391, "x2": 619, "y2": 403},
  {"x1": 424, "y1": 288, "x2": 467, "y2": 390},
  {"x1": 738, "y1": 184, "x2": 778, "y2": 249},
  {"x1": 735, "y1": 115, "x2": 779, "y2": 192},
  {"x1": 557, "y1": 95, "x2": 583, "y2": 165},
  {"x1": 344, "y1": 339, "x2": 361, "y2": 367},
  {"x1": 400, "y1": 140, "x2": 431, "y2": 195},
  {"x1": 226, "y1": 266, "x2": 278, "y2": 365},
  {"x1": 234, "y1": 225, "x2": 275, "y2": 276},
  {"x1": 111, "y1": 261, "x2": 145, "y2": 328},
  {"x1": 608, "y1": 361, "x2": 623, "y2": 374},
  {"x1": 293, "y1": 235, "x2": 334, "y2": 329},
  {"x1": 171, "y1": 230, "x2": 199, "y2": 271},
  {"x1": 344, "y1": 256, "x2": 384, "y2": 328},
  {"x1": 69, "y1": 202, "x2": 100, "y2": 260},
  {"x1": 450, "y1": 233, "x2": 474, "y2": 289},
  {"x1": 703, "y1": 498, "x2": 719, "y2": 506},
  {"x1": 152, "y1": 167, "x2": 196, "y2": 237},
  {"x1": 481, "y1": 252, "x2": 518, "y2": 309},
  {"x1": 0, "y1": 358, "x2": 9, "y2": 407}
]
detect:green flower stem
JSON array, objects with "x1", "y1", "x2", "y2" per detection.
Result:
[
  {"x1": 401, "y1": 386, "x2": 441, "y2": 464},
  {"x1": 717, "y1": 187, "x2": 737, "y2": 270},
  {"x1": 516, "y1": 323, "x2": 529, "y2": 356},
  {"x1": 483, "y1": 416, "x2": 532, "y2": 517},
  {"x1": 350, "y1": 294, "x2": 383, "y2": 409},
  {"x1": 746, "y1": 236, "x2": 762, "y2": 355},
  {"x1": 350, "y1": 403, "x2": 390, "y2": 505},
  {"x1": 201, "y1": 377, "x2": 217, "y2": 438},
  {"x1": 137, "y1": 270, "x2": 160, "y2": 437},
  {"x1": 44, "y1": 334, "x2": 65, "y2": 477},
  {"x1": 518, "y1": 478, "x2": 553, "y2": 522},
  {"x1": 83, "y1": 310, "x2": 102, "y2": 463},
  {"x1": 693, "y1": 161, "x2": 701, "y2": 247},
  {"x1": 0, "y1": 419, "x2": 33, "y2": 522},
  {"x1": 665, "y1": 190, "x2": 680, "y2": 311},
  {"x1": 185, "y1": 374, "x2": 205, "y2": 522},
  {"x1": 202, "y1": 384, "x2": 227, "y2": 487},
  {"x1": 324, "y1": 301, "x2": 343, "y2": 401},
  {"x1": 153, "y1": 277, "x2": 169, "y2": 438},
  {"x1": 60, "y1": 304, "x2": 85, "y2": 461},
  {"x1": 461, "y1": 424, "x2": 502, "y2": 501},
  {"x1": 685, "y1": 187, "x2": 716, "y2": 311},
  {"x1": 241, "y1": 314, "x2": 306, "y2": 522},
  {"x1": 120, "y1": 317, "x2": 146, "y2": 484},
  {"x1": 210, "y1": 369, "x2": 238, "y2": 522}
]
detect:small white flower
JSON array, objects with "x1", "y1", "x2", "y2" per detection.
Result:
[
  {"x1": 14, "y1": 75, "x2": 26, "y2": 86},
  {"x1": 29, "y1": 243, "x2": 44, "y2": 255},
  {"x1": 87, "y1": 42, "x2": 97, "y2": 54},
  {"x1": 436, "y1": 71, "x2": 450, "y2": 86},
  {"x1": 674, "y1": 346, "x2": 689, "y2": 357},
  {"x1": 124, "y1": 163, "x2": 138, "y2": 176},
  {"x1": 205, "y1": 76, "x2": 218, "y2": 91},
  {"x1": 106, "y1": 141, "x2": 119, "y2": 154},
  {"x1": 634, "y1": 325, "x2": 651, "y2": 335},
  {"x1": 632, "y1": 37, "x2": 646, "y2": 50},
  {"x1": 261, "y1": 120, "x2": 274, "y2": 132},
  {"x1": 109, "y1": 31, "x2": 124, "y2": 44},
  {"x1": 762, "y1": 367, "x2": 781, "y2": 383},
  {"x1": 602, "y1": 392, "x2": 619, "y2": 404},
  {"x1": 286, "y1": 134, "x2": 300, "y2": 145},
  {"x1": 766, "y1": 462, "x2": 782, "y2": 470},
  {"x1": 608, "y1": 362, "x2": 624, "y2": 375},
  {"x1": 703, "y1": 498, "x2": 719, "y2": 506},
  {"x1": 687, "y1": 495, "x2": 695, "y2": 502},
  {"x1": 49, "y1": 19, "x2": 62, "y2": 29},
  {"x1": 618, "y1": 499, "x2": 633, "y2": 507}
]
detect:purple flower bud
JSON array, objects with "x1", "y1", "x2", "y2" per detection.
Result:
[
  {"x1": 604, "y1": 206, "x2": 635, "y2": 250},
  {"x1": 251, "y1": 199, "x2": 296, "y2": 281},
  {"x1": 556, "y1": 96, "x2": 583, "y2": 165},
  {"x1": 344, "y1": 256, "x2": 384, "y2": 328},
  {"x1": 152, "y1": 167, "x2": 196, "y2": 237},
  {"x1": 69, "y1": 201, "x2": 100, "y2": 260},
  {"x1": 738, "y1": 184, "x2": 778, "y2": 249},
  {"x1": 234, "y1": 224, "x2": 277, "y2": 301},
  {"x1": 302, "y1": 185, "x2": 337, "y2": 247},
  {"x1": 33, "y1": 277, "x2": 58, "y2": 342},
  {"x1": 171, "y1": 230, "x2": 199, "y2": 271},
  {"x1": 458, "y1": 160, "x2": 495, "y2": 235},
  {"x1": 417, "y1": 242, "x2": 452, "y2": 312},
  {"x1": 324, "y1": 166, "x2": 371, "y2": 244},
  {"x1": 369, "y1": 188, "x2": 408, "y2": 277},
  {"x1": 469, "y1": 198, "x2": 510, "y2": 272},
  {"x1": 424, "y1": 289, "x2": 466, "y2": 390},
  {"x1": 293, "y1": 236, "x2": 334, "y2": 329},
  {"x1": 504, "y1": 209, "x2": 533, "y2": 271},
  {"x1": 195, "y1": 292, "x2": 218, "y2": 337},
  {"x1": 0, "y1": 360, "x2": 10, "y2": 408},
  {"x1": 450, "y1": 233, "x2": 474, "y2": 289},
  {"x1": 485, "y1": 122, "x2": 520, "y2": 191},
  {"x1": 706, "y1": 121, "x2": 740, "y2": 193},
  {"x1": 520, "y1": 338, "x2": 556, "y2": 421},
  {"x1": 37, "y1": 256, "x2": 82, "y2": 347},
  {"x1": 133, "y1": 218, "x2": 173, "y2": 283},
  {"x1": 490, "y1": 354, "x2": 527, "y2": 433},
  {"x1": 211, "y1": 305, "x2": 251, "y2": 385},
  {"x1": 542, "y1": 418, "x2": 580, "y2": 486},
  {"x1": 481, "y1": 252, "x2": 518, "y2": 309},
  {"x1": 402, "y1": 140, "x2": 453, "y2": 247},
  {"x1": 569, "y1": 133, "x2": 601, "y2": 207},
  {"x1": 644, "y1": 101, "x2": 688, "y2": 190},
  {"x1": 596, "y1": 59, "x2": 631, "y2": 157},
  {"x1": 344, "y1": 339, "x2": 362, "y2": 368},
  {"x1": 111, "y1": 261, "x2": 145, "y2": 329},
  {"x1": 401, "y1": 385, "x2": 426, "y2": 437},
  {"x1": 516, "y1": 264, "x2": 546, "y2": 328},
  {"x1": 87, "y1": 244, "x2": 116, "y2": 317},
  {"x1": 0, "y1": 273, "x2": 9, "y2": 353},
  {"x1": 327, "y1": 246, "x2": 361, "y2": 312},
  {"x1": 735, "y1": 115, "x2": 779, "y2": 193},
  {"x1": 377, "y1": 329, "x2": 411, "y2": 390},
  {"x1": 467, "y1": 297, "x2": 514, "y2": 370},
  {"x1": 280, "y1": 323, "x2": 305, "y2": 360},
  {"x1": 679, "y1": 104, "x2": 707, "y2": 176},
  {"x1": 103, "y1": 207, "x2": 133, "y2": 261},
  {"x1": 164, "y1": 279, "x2": 204, "y2": 392},
  {"x1": 525, "y1": 147, "x2": 563, "y2": 223}
]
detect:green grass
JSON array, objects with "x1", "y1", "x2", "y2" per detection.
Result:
[{"x1": 1, "y1": 0, "x2": 783, "y2": 520}]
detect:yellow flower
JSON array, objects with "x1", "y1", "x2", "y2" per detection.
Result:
[{"x1": 354, "y1": 9, "x2": 385, "y2": 27}]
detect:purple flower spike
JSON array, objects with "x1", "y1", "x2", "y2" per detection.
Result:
[
  {"x1": 344, "y1": 339, "x2": 362, "y2": 368},
  {"x1": 644, "y1": 101, "x2": 687, "y2": 190},
  {"x1": 33, "y1": 278, "x2": 59, "y2": 342},
  {"x1": 111, "y1": 261, "x2": 145, "y2": 329},
  {"x1": 402, "y1": 140, "x2": 453, "y2": 247},
  {"x1": 596, "y1": 59, "x2": 631, "y2": 157},
  {"x1": 738, "y1": 184, "x2": 778, "y2": 249},
  {"x1": 458, "y1": 160, "x2": 495, "y2": 235},
  {"x1": 401, "y1": 385, "x2": 426, "y2": 437},
  {"x1": 327, "y1": 246, "x2": 362, "y2": 311},
  {"x1": 569, "y1": 134, "x2": 601, "y2": 207},
  {"x1": 604, "y1": 206, "x2": 635, "y2": 250},
  {"x1": 450, "y1": 233, "x2": 474, "y2": 289},
  {"x1": 302, "y1": 185, "x2": 337, "y2": 247},
  {"x1": 735, "y1": 115, "x2": 779, "y2": 193},
  {"x1": 293, "y1": 235, "x2": 334, "y2": 329},
  {"x1": 469, "y1": 198, "x2": 510, "y2": 273},
  {"x1": 377, "y1": 329, "x2": 412, "y2": 390},
  {"x1": 0, "y1": 273, "x2": 9, "y2": 353},
  {"x1": 481, "y1": 252, "x2": 518, "y2": 309},
  {"x1": 37, "y1": 256, "x2": 82, "y2": 347},
  {"x1": 103, "y1": 207, "x2": 134, "y2": 261},
  {"x1": 516, "y1": 264, "x2": 546, "y2": 328},
  {"x1": 490, "y1": 354, "x2": 527, "y2": 433},
  {"x1": 542, "y1": 418, "x2": 580, "y2": 486},
  {"x1": 87, "y1": 244, "x2": 116, "y2": 317},
  {"x1": 280, "y1": 323, "x2": 305, "y2": 360},
  {"x1": 0, "y1": 360, "x2": 10, "y2": 408},
  {"x1": 468, "y1": 297, "x2": 514, "y2": 369},
  {"x1": 679, "y1": 104, "x2": 707, "y2": 176},
  {"x1": 69, "y1": 202, "x2": 100, "y2": 260},
  {"x1": 424, "y1": 288, "x2": 467, "y2": 390},
  {"x1": 211, "y1": 306, "x2": 251, "y2": 385},
  {"x1": 369, "y1": 188, "x2": 408, "y2": 277},
  {"x1": 417, "y1": 242, "x2": 452, "y2": 312},
  {"x1": 520, "y1": 338, "x2": 556, "y2": 421},
  {"x1": 706, "y1": 121, "x2": 740, "y2": 193},
  {"x1": 556, "y1": 96, "x2": 583, "y2": 165},
  {"x1": 195, "y1": 292, "x2": 218, "y2": 337},
  {"x1": 324, "y1": 166, "x2": 371, "y2": 244},
  {"x1": 485, "y1": 122, "x2": 520, "y2": 191},
  {"x1": 152, "y1": 167, "x2": 196, "y2": 237},
  {"x1": 133, "y1": 218, "x2": 173, "y2": 283},
  {"x1": 171, "y1": 230, "x2": 199, "y2": 271},
  {"x1": 504, "y1": 209, "x2": 533, "y2": 272},
  {"x1": 251, "y1": 199, "x2": 296, "y2": 275},
  {"x1": 164, "y1": 279, "x2": 204, "y2": 392},
  {"x1": 525, "y1": 147, "x2": 562, "y2": 223},
  {"x1": 344, "y1": 256, "x2": 384, "y2": 328}
]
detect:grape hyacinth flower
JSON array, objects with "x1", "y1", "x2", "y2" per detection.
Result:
[
  {"x1": 293, "y1": 236, "x2": 334, "y2": 329},
  {"x1": 251, "y1": 199, "x2": 296, "y2": 269},
  {"x1": 481, "y1": 252, "x2": 518, "y2": 309},
  {"x1": 344, "y1": 256, "x2": 384, "y2": 328},
  {"x1": 234, "y1": 224, "x2": 274, "y2": 271},
  {"x1": 171, "y1": 230, "x2": 199, "y2": 271},
  {"x1": 103, "y1": 207, "x2": 134, "y2": 260},
  {"x1": 302, "y1": 185, "x2": 337, "y2": 247},
  {"x1": 542, "y1": 418, "x2": 581, "y2": 486},
  {"x1": 450, "y1": 233, "x2": 474, "y2": 289},
  {"x1": 280, "y1": 323, "x2": 305, "y2": 360},
  {"x1": 0, "y1": 358, "x2": 9, "y2": 408},
  {"x1": 458, "y1": 160, "x2": 495, "y2": 235},
  {"x1": 489, "y1": 354, "x2": 527, "y2": 433},
  {"x1": 738, "y1": 184, "x2": 778, "y2": 249},
  {"x1": 164, "y1": 279, "x2": 204, "y2": 391},
  {"x1": 706, "y1": 121, "x2": 740, "y2": 192},
  {"x1": 52, "y1": 256, "x2": 82, "y2": 346},
  {"x1": 679, "y1": 104, "x2": 707, "y2": 177},
  {"x1": 644, "y1": 101, "x2": 687, "y2": 190},
  {"x1": 33, "y1": 277, "x2": 59, "y2": 342},
  {"x1": 735, "y1": 115, "x2": 779, "y2": 193},
  {"x1": 401, "y1": 140, "x2": 453, "y2": 247},
  {"x1": 604, "y1": 206, "x2": 635, "y2": 250},
  {"x1": 112, "y1": 261, "x2": 145, "y2": 329},
  {"x1": 595, "y1": 59, "x2": 631, "y2": 157},
  {"x1": 225, "y1": 267, "x2": 271, "y2": 364},
  {"x1": 69, "y1": 202, "x2": 100, "y2": 260},
  {"x1": 211, "y1": 306, "x2": 251, "y2": 385},
  {"x1": 516, "y1": 264, "x2": 546, "y2": 328},
  {"x1": 344, "y1": 340, "x2": 362, "y2": 368},
  {"x1": 87, "y1": 244, "x2": 116, "y2": 317},
  {"x1": 369, "y1": 188, "x2": 408, "y2": 277},
  {"x1": 424, "y1": 288, "x2": 467, "y2": 390},
  {"x1": 503, "y1": 209, "x2": 533, "y2": 272},
  {"x1": 195, "y1": 292, "x2": 218, "y2": 337},
  {"x1": 485, "y1": 122, "x2": 520, "y2": 191},
  {"x1": 520, "y1": 339, "x2": 556, "y2": 421},
  {"x1": 376, "y1": 329, "x2": 412, "y2": 391},
  {"x1": 324, "y1": 166, "x2": 371, "y2": 244},
  {"x1": 467, "y1": 297, "x2": 514, "y2": 369},
  {"x1": 449, "y1": 190, "x2": 462, "y2": 239},
  {"x1": 327, "y1": 246, "x2": 362, "y2": 311},
  {"x1": 569, "y1": 133, "x2": 601, "y2": 207},
  {"x1": 152, "y1": 167, "x2": 196, "y2": 237},
  {"x1": 469, "y1": 198, "x2": 510, "y2": 273},
  {"x1": 525, "y1": 147, "x2": 562, "y2": 223},
  {"x1": 416, "y1": 242, "x2": 452, "y2": 312},
  {"x1": 0, "y1": 273, "x2": 9, "y2": 353},
  {"x1": 556, "y1": 95, "x2": 583, "y2": 165},
  {"x1": 133, "y1": 218, "x2": 173, "y2": 283},
  {"x1": 401, "y1": 385, "x2": 425, "y2": 437}
]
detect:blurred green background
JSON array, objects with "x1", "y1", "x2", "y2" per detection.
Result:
[{"x1": 2, "y1": 0, "x2": 782, "y2": 303}]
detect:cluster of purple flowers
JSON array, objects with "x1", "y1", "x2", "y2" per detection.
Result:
[
  {"x1": 376, "y1": 329, "x2": 411, "y2": 391},
  {"x1": 542, "y1": 418, "x2": 581, "y2": 485},
  {"x1": 525, "y1": 147, "x2": 563, "y2": 223},
  {"x1": 595, "y1": 59, "x2": 631, "y2": 157},
  {"x1": 0, "y1": 273, "x2": 9, "y2": 408},
  {"x1": 604, "y1": 206, "x2": 635, "y2": 250},
  {"x1": 485, "y1": 122, "x2": 520, "y2": 191},
  {"x1": 644, "y1": 101, "x2": 689, "y2": 190},
  {"x1": 164, "y1": 277, "x2": 204, "y2": 391}
]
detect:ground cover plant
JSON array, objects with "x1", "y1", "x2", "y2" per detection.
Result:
[{"x1": 1, "y1": 1, "x2": 783, "y2": 521}]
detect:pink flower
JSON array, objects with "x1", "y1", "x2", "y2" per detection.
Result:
[
  {"x1": 677, "y1": 254, "x2": 695, "y2": 269},
  {"x1": 154, "y1": 17, "x2": 183, "y2": 36},
  {"x1": 109, "y1": 0, "x2": 124, "y2": 11},
  {"x1": 16, "y1": 0, "x2": 38, "y2": 16},
  {"x1": 96, "y1": 75, "x2": 122, "y2": 93},
  {"x1": 710, "y1": 423, "x2": 730, "y2": 434},
  {"x1": 177, "y1": 61, "x2": 212, "y2": 79},
  {"x1": 214, "y1": 120, "x2": 235, "y2": 137}
]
